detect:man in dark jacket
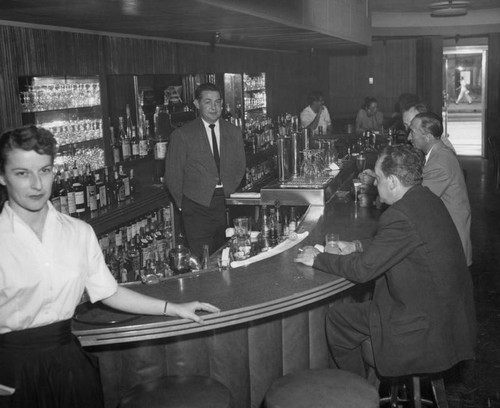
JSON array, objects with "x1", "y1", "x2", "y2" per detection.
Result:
[
  {"x1": 164, "y1": 83, "x2": 246, "y2": 259},
  {"x1": 295, "y1": 144, "x2": 476, "y2": 378}
]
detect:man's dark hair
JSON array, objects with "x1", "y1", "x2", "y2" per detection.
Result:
[
  {"x1": 414, "y1": 112, "x2": 443, "y2": 139},
  {"x1": 194, "y1": 82, "x2": 221, "y2": 101},
  {"x1": 0, "y1": 125, "x2": 58, "y2": 172},
  {"x1": 307, "y1": 91, "x2": 324, "y2": 106},
  {"x1": 379, "y1": 144, "x2": 424, "y2": 187}
]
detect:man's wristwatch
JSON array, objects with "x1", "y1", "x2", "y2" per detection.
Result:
[{"x1": 353, "y1": 240, "x2": 363, "y2": 253}]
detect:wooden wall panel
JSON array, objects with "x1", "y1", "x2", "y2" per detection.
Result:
[
  {"x1": 486, "y1": 33, "x2": 500, "y2": 150},
  {"x1": 416, "y1": 37, "x2": 443, "y2": 115},
  {"x1": 329, "y1": 39, "x2": 417, "y2": 122}
]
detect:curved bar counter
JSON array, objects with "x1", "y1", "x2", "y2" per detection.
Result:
[{"x1": 73, "y1": 192, "x2": 380, "y2": 408}]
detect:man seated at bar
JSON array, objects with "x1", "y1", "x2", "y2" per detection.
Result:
[
  {"x1": 165, "y1": 83, "x2": 246, "y2": 260},
  {"x1": 295, "y1": 144, "x2": 476, "y2": 381},
  {"x1": 402, "y1": 103, "x2": 456, "y2": 153},
  {"x1": 407, "y1": 111, "x2": 472, "y2": 266},
  {"x1": 0, "y1": 126, "x2": 220, "y2": 408},
  {"x1": 355, "y1": 97, "x2": 384, "y2": 134},
  {"x1": 300, "y1": 91, "x2": 332, "y2": 135}
]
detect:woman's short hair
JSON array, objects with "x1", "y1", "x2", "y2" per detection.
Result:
[
  {"x1": 378, "y1": 144, "x2": 424, "y2": 187},
  {"x1": 363, "y1": 97, "x2": 378, "y2": 109},
  {"x1": 0, "y1": 125, "x2": 58, "y2": 172},
  {"x1": 307, "y1": 91, "x2": 324, "y2": 106}
]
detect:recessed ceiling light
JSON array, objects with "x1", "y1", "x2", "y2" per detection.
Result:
[
  {"x1": 429, "y1": 1, "x2": 470, "y2": 17},
  {"x1": 431, "y1": 7, "x2": 468, "y2": 17},
  {"x1": 429, "y1": 1, "x2": 471, "y2": 9}
]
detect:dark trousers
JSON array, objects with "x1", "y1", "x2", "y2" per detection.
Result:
[
  {"x1": 325, "y1": 300, "x2": 372, "y2": 378},
  {"x1": 181, "y1": 188, "x2": 226, "y2": 260}
]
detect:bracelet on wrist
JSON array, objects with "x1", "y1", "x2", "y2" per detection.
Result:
[{"x1": 163, "y1": 300, "x2": 169, "y2": 316}]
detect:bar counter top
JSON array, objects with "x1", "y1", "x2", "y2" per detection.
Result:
[{"x1": 73, "y1": 195, "x2": 380, "y2": 347}]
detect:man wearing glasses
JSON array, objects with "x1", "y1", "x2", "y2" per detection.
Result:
[{"x1": 165, "y1": 83, "x2": 246, "y2": 259}]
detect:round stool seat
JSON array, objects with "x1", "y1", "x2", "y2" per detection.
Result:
[
  {"x1": 118, "y1": 375, "x2": 233, "y2": 408},
  {"x1": 265, "y1": 369, "x2": 379, "y2": 408}
]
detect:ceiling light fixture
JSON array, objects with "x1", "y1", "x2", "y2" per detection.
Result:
[{"x1": 430, "y1": 0, "x2": 470, "y2": 17}]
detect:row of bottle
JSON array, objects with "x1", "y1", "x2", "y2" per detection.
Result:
[
  {"x1": 98, "y1": 208, "x2": 175, "y2": 283},
  {"x1": 259, "y1": 203, "x2": 301, "y2": 251},
  {"x1": 241, "y1": 157, "x2": 276, "y2": 192},
  {"x1": 110, "y1": 104, "x2": 152, "y2": 164},
  {"x1": 50, "y1": 163, "x2": 139, "y2": 217}
]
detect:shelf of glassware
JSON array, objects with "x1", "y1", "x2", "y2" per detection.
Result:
[{"x1": 19, "y1": 76, "x2": 105, "y2": 170}]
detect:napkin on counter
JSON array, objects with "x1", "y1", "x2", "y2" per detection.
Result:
[
  {"x1": 229, "y1": 192, "x2": 261, "y2": 199},
  {"x1": 230, "y1": 231, "x2": 309, "y2": 268}
]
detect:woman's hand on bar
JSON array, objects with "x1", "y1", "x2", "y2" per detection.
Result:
[{"x1": 166, "y1": 301, "x2": 220, "y2": 324}]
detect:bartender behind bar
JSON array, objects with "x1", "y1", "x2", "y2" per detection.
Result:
[{"x1": 164, "y1": 83, "x2": 246, "y2": 259}]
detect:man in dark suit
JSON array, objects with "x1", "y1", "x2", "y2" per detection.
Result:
[
  {"x1": 295, "y1": 144, "x2": 476, "y2": 379},
  {"x1": 164, "y1": 83, "x2": 246, "y2": 259}
]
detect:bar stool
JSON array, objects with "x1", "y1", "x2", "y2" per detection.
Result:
[
  {"x1": 264, "y1": 369, "x2": 379, "y2": 408},
  {"x1": 118, "y1": 375, "x2": 233, "y2": 408},
  {"x1": 380, "y1": 374, "x2": 448, "y2": 408}
]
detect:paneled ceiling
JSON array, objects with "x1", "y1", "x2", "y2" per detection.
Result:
[{"x1": 0, "y1": 0, "x2": 497, "y2": 52}]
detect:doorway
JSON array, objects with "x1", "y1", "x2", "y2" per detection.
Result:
[{"x1": 443, "y1": 45, "x2": 487, "y2": 156}]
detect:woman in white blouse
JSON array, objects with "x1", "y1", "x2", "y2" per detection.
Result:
[{"x1": 0, "y1": 125, "x2": 219, "y2": 408}]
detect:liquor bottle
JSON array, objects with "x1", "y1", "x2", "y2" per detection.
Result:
[
  {"x1": 50, "y1": 172, "x2": 62, "y2": 212},
  {"x1": 72, "y1": 162, "x2": 86, "y2": 217},
  {"x1": 104, "y1": 167, "x2": 116, "y2": 206},
  {"x1": 125, "y1": 104, "x2": 134, "y2": 140},
  {"x1": 138, "y1": 124, "x2": 149, "y2": 158},
  {"x1": 130, "y1": 126, "x2": 139, "y2": 159},
  {"x1": 260, "y1": 205, "x2": 271, "y2": 251},
  {"x1": 113, "y1": 169, "x2": 126, "y2": 204},
  {"x1": 85, "y1": 164, "x2": 98, "y2": 212},
  {"x1": 128, "y1": 236, "x2": 142, "y2": 281},
  {"x1": 58, "y1": 171, "x2": 69, "y2": 215},
  {"x1": 118, "y1": 164, "x2": 130, "y2": 197},
  {"x1": 275, "y1": 200, "x2": 282, "y2": 241},
  {"x1": 129, "y1": 168, "x2": 139, "y2": 196},
  {"x1": 118, "y1": 116, "x2": 131, "y2": 162},
  {"x1": 288, "y1": 206, "x2": 297, "y2": 233},
  {"x1": 110, "y1": 125, "x2": 121, "y2": 164},
  {"x1": 268, "y1": 207, "x2": 278, "y2": 247},
  {"x1": 65, "y1": 166, "x2": 76, "y2": 217},
  {"x1": 95, "y1": 170, "x2": 106, "y2": 209}
]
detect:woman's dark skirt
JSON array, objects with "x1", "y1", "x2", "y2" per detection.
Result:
[{"x1": 0, "y1": 319, "x2": 104, "y2": 408}]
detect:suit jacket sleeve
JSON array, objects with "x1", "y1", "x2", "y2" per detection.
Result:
[
  {"x1": 164, "y1": 128, "x2": 186, "y2": 208},
  {"x1": 314, "y1": 207, "x2": 421, "y2": 283}
]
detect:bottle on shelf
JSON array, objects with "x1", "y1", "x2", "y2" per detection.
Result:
[
  {"x1": 95, "y1": 170, "x2": 106, "y2": 209},
  {"x1": 104, "y1": 167, "x2": 116, "y2": 206},
  {"x1": 72, "y1": 162, "x2": 86, "y2": 217},
  {"x1": 118, "y1": 116, "x2": 131, "y2": 162},
  {"x1": 268, "y1": 207, "x2": 278, "y2": 247},
  {"x1": 118, "y1": 164, "x2": 131, "y2": 198},
  {"x1": 130, "y1": 126, "x2": 139, "y2": 160},
  {"x1": 58, "y1": 170, "x2": 69, "y2": 215},
  {"x1": 110, "y1": 125, "x2": 121, "y2": 164},
  {"x1": 260, "y1": 205, "x2": 271, "y2": 251},
  {"x1": 85, "y1": 164, "x2": 98, "y2": 213},
  {"x1": 65, "y1": 165, "x2": 77, "y2": 217},
  {"x1": 288, "y1": 206, "x2": 297, "y2": 233},
  {"x1": 129, "y1": 168, "x2": 139, "y2": 196},
  {"x1": 139, "y1": 124, "x2": 149, "y2": 158},
  {"x1": 50, "y1": 171, "x2": 62, "y2": 212},
  {"x1": 113, "y1": 168, "x2": 126, "y2": 204}
]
